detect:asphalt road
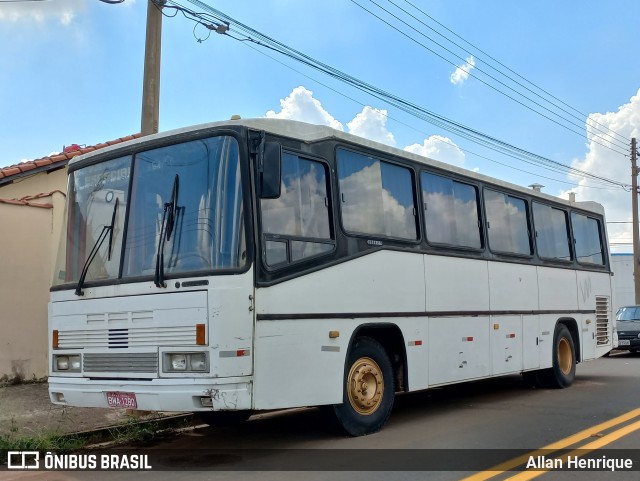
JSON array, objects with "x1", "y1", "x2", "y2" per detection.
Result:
[{"x1": 4, "y1": 351, "x2": 640, "y2": 481}]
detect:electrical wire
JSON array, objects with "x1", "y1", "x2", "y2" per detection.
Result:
[
  {"x1": 241, "y1": 40, "x2": 620, "y2": 192},
  {"x1": 161, "y1": 0, "x2": 631, "y2": 189},
  {"x1": 399, "y1": 0, "x2": 631, "y2": 146},
  {"x1": 354, "y1": 0, "x2": 630, "y2": 155}
]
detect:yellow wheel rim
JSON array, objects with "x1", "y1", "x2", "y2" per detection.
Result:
[
  {"x1": 558, "y1": 337, "x2": 572, "y2": 375},
  {"x1": 347, "y1": 357, "x2": 384, "y2": 416}
]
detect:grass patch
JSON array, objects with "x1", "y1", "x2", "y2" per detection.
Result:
[
  {"x1": 106, "y1": 415, "x2": 165, "y2": 445},
  {"x1": 0, "y1": 419, "x2": 87, "y2": 462}
]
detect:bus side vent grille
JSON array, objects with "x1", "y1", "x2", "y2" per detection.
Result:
[{"x1": 595, "y1": 296, "x2": 610, "y2": 345}]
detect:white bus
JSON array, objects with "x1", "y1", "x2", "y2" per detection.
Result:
[{"x1": 49, "y1": 118, "x2": 613, "y2": 436}]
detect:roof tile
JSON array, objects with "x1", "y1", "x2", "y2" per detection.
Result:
[
  {"x1": 0, "y1": 132, "x2": 141, "y2": 184},
  {"x1": 18, "y1": 163, "x2": 37, "y2": 172},
  {"x1": 34, "y1": 158, "x2": 53, "y2": 167},
  {"x1": 2, "y1": 167, "x2": 21, "y2": 177}
]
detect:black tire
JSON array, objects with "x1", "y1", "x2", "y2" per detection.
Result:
[
  {"x1": 196, "y1": 410, "x2": 252, "y2": 427},
  {"x1": 333, "y1": 336, "x2": 395, "y2": 436},
  {"x1": 539, "y1": 324, "x2": 576, "y2": 388}
]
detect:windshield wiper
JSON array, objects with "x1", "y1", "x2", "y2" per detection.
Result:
[
  {"x1": 75, "y1": 197, "x2": 119, "y2": 296},
  {"x1": 154, "y1": 174, "x2": 179, "y2": 288}
]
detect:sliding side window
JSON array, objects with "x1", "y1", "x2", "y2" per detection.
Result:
[
  {"x1": 532, "y1": 202, "x2": 571, "y2": 261},
  {"x1": 571, "y1": 212, "x2": 605, "y2": 265},
  {"x1": 260, "y1": 153, "x2": 334, "y2": 267},
  {"x1": 485, "y1": 189, "x2": 532, "y2": 256},
  {"x1": 337, "y1": 148, "x2": 418, "y2": 240},
  {"x1": 421, "y1": 172, "x2": 481, "y2": 248}
]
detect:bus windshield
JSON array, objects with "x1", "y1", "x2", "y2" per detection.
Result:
[{"x1": 53, "y1": 135, "x2": 245, "y2": 287}]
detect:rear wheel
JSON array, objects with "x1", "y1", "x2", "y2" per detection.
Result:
[
  {"x1": 333, "y1": 336, "x2": 394, "y2": 436},
  {"x1": 540, "y1": 324, "x2": 576, "y2": 388}
]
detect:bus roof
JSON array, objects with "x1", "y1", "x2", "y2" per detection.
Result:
[{"x1": 68, "y1": 117, "x2": 604, "y2": 215}]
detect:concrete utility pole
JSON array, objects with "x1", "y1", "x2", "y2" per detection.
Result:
[
  {"x1": 632, "y1": 138, "x2": 640, "y2": 304},
  {"x1": 141, "y1": 0, "x2": 163, "y2": 136}
]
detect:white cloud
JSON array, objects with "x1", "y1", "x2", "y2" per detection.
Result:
[
  {"x1": 561, "y1": 88, "x2": 640, "y2": 253},
  {"x1": 450, "y1": 55, "x2": 476, "y2": 85},
  {"x1": 266, "y1": 86, "x2": 344, "y2": 131},
  {"x1": 404, "y1": 135, "x2": 466, "y2": 167},
  {"x1": 347, "y1": 106, "x2": 396, "y2": 146},
  {"x1": 0, "y1": 0, "x2": 85, "y2": 24}
]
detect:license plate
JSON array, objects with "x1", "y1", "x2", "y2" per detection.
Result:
[
  {"x1": 619, "y1": 340, "x2": 631, "y2": 346},
  {"x1": 106, "y1": 391, "x2": 137, "y2": 409}
]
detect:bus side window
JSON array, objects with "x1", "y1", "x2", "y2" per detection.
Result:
[
  {"x1": 532, "y1": 202, "x2": 571, "y2": 261},
  {"x1": 421, "y1": 171, "x2": 481, "y2": 248},
  {"x1": 485, "y1": 189, "x2": 532, "y2": 256},
  {"x1": 260, "y1": 153, "x2": 333, "y2": 267},
  {"x1": 571, "y1": 212, "x2": 605, "y2": 265},
  {"x1": 337, "y1": 148, "x2": 418, "y2": 240}
]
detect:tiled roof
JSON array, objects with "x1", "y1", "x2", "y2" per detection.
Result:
[
  {"x1": 0, "y1": 133, "x2": 141, "y2": 186},
  {"x1": 0, "y1": 190, "x2": 66, "y2": 209}
]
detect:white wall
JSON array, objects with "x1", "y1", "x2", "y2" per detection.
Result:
[{"x1": 611, "y1": 254, "x2": 634, "y2": 312}]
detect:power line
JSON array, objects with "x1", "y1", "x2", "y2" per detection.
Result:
[
  {"x1": 353, "y1": 0, "x2": 629, "y2": 155},
  {"x1": 240, "y1": 39, "x2": 620, "y2": 192},
  {"x1": 161, "y1": 0, "x2": 631, "y2": 189},
  {"x1": 397, "y1": 0, "x2": 631, "y2": 147}
]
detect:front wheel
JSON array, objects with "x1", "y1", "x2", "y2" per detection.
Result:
[
  {"x1": 332, "y1": 336, "x2": 395, "y2": 436},
  {"x1": 540, "y1": 324, "x2": 576, "y2": 388}
]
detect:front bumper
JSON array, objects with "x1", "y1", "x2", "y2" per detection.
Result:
[
  {"x1": 48, "y1": 376, "x2": 252, "y2": 412},
  {"x1": 615, "y1": 337, "x2": 640, "y2": 350}
]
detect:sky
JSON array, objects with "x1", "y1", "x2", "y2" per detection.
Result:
[{"x1": 1, "y1": 0, "x2": 639, "y2": 252}]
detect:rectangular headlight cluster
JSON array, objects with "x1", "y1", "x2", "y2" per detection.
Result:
[
  {"x1": 53, "y1": 354, "x2": 81, "y2": 372},
  {"x1": 163, "y1": 352, "x2": 209, "y2": 373}
]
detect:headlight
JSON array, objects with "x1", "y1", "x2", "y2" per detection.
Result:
[
  {"x1": 189, "y1": 353, "x2": 207, "y2": 371},
  {"x1": 163, "y1": 352, "x2": 209, "y2": 373},
  {"x1": 170, "y1": 354, "x2": 187, "y2": 371},
  {"x1": 54, "y1": 354, "x2": 81, "y2": 372}
]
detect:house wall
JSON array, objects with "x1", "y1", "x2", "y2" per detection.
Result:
[{"x1": 0, "y1": 168, "x2": 67, "y2": 381}]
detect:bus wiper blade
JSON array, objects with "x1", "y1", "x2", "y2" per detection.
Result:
[
  {"x1": 106, "y1": 197, "x2": 119, "y2": 261},
  {"x1": 154, "y1": 175, "x2": 179, "y2": 288},
  {"x1": 75, "y1": 197, "x2": 119, "y2": 296}
]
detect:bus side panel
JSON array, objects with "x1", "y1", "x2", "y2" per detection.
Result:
[
  {"x1": 576, "y1": 270, "x2": 613, "y2": 360},
  {"x1": 538, "y1": 314, "x2": 557, "y2": 369},
  {"x1": 256, "y1": 250, "x2": 426, "y2": 315},
  {"x1": 253, "y1": 317, "x2": 428, "y2": 409},
  {"x1": 253, "y1": 318, "x2": 348, "y2": 409},
  {"x1": 522, "y1": 315, "x2": 540, "y2": 370},
  {"x1": 253, "y1": 250, "x2": 426, "y2": 409},
  {"x1": 488, "y1": 262, "x2": 539, "y2": 312},
  {"x1": 537, "y1": 267, "x2": 579, "y2": 311},
  {"x1": 207, "y1": 271, "x2": 255, "y2": 378},
  {"x1": 428, "y1": 317, "x2": 491, "y2": 385},
  {"x1": 424, "y1": 255, "x2": 489, "y2": 312},
  {"x1": 536, "y1": 267, "x2": 580, "y2": 369},
  {"x1": 490, "y1": 315, "x2": 523, "y2": 375}
]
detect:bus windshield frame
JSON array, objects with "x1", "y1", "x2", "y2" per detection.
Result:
[{"x1": 52, "y1": 133, "x2": 251, "y2": 290}]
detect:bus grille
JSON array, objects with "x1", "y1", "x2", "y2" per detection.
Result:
[
  {"x1": 57, "y1": 326, "x2": 198, "y2": 349},
  {"x1": 83, "y1": 353, "x2": 158, "y2": 373},
  {"x1": 595, "y1": 296, "x2": 610, "y2": 345}
]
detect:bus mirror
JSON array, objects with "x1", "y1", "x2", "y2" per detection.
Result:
[{"x1": 260, "y1": 142, "x2": 282, "y2": 199}]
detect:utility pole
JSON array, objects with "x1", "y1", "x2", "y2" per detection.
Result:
[
  {"x1": 141, "y1": 0, "x2": 163, "y2": 136},
  {"x1": 632, "y1": 138, "x2": 640, "y2": 303}
]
